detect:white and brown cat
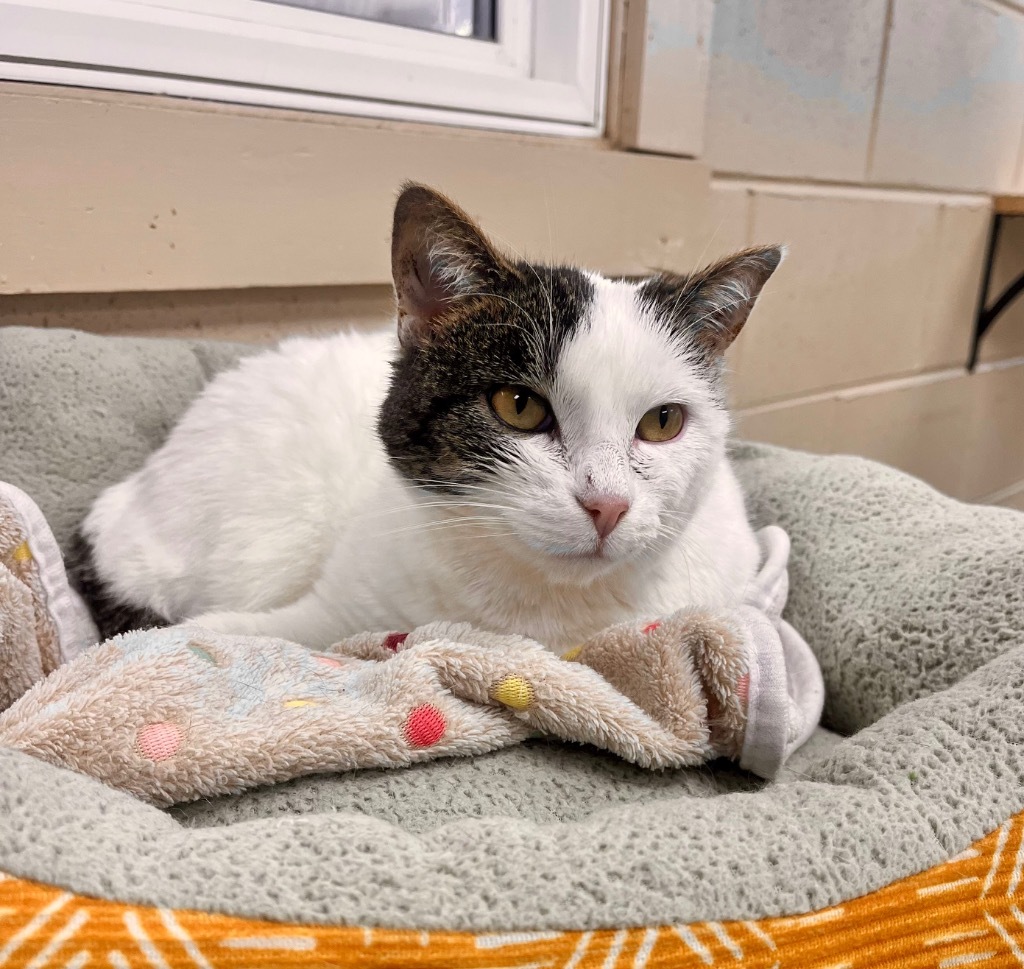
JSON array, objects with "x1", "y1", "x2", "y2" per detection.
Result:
[{"x1": 71, "y1": 184, "x2": 783, "y2": 651}]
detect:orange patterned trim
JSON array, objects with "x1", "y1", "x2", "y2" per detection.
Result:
[{"x1": 1, "y1": 813, "x2": 1023, "y2": 968}]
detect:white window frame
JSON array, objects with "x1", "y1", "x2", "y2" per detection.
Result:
[{"x1": 0, "y1": 0, "x2": 609, "y2": 136}]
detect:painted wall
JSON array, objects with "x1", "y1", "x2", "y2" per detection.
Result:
[{"x1": 701, "y1": 0, "x2": 1024, "y2": 508}]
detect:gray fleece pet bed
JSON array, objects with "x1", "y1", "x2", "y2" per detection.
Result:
[{"x1": 0, "y1": 326, "x2": 1023, "y2": 934}]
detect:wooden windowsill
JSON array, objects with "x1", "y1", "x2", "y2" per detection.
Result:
[{"x1": 0, "y1": 82, "x2": 711, "y2": 296}]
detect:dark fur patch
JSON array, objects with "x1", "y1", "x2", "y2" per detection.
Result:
[
  {"x1": 378, "y1": 262, "x2": 595, "y2": 491},
  {"x1": 382, "y1": 184, "x2": 778, "y2": 495},
  {"x1": 64, "y1": 528, "x2": 169, "y2": 642}
]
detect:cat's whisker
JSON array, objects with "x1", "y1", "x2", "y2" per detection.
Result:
[
  {"x1": 658, "y1": 512, "x2": 697, "y2": 529},
  {"x1": 447, "y1": 287, "x2": 550, "y2": 364},
  {"x1": 520, "y1": 262, "x2": 556, "y2": 362},
  {"x1": 442, "y1": 291, "x2": 539, "y2": 341},
  {"x1": 684, "y1": 295, "x2": 758, "y2": 334},
  {"x1": 438, "y1": 295, "x2": 532, "y2": 340},
  {"x1": 643, "y1": 514, "x2": 699, "y2": 597},
  {"x1": 409, "y1": 478, "x2": 518, "y2": 501},
  {"x1": 691, "y1": 216, "x2": 728, "y2": 278},
  {"x1": 409, "y1": 488, "x2": 515, "y2": 507},
  {"x1": 410, "y1": 481, "x2": 512, "y2": 498},
  {"x1": 451, "y1": 213, "x2": 555, "y2": 360},
  {"x1": 377, "y1": 513, "x2": 511, "y2": 528},
  {"x1": 417, "y1": 501, "x2": 516, "y2": 514},
  {"x1": 416, "y1": 499, "x2": 517, "y2": 515},
  {"x1": 371, "y1": 475, "x2": 517, "y2": 499},
  {"x1": 355, "y1": 516, "x2": 513, "y2": 537},
  {"x1": 368, "y1": 517, "x2": 514, "y2": 541},
  {"x1": 678, "y1": 545, "x2": 696, "y2": 600},
  {"x1": 541, "y1": 184, "x2": 557, "y2": 353},
  {"x1": 341, "y1": 500, "x2": 517, "y2": 525}
]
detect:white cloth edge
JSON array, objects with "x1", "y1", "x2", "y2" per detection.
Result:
[
  {"x1": 0, "y1": 482, "x2": 98, "y2": 662},
  {"x1": 738, "y1": 526, "x2": 825, "y2": 779}
]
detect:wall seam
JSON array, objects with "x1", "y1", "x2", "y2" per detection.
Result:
[
  {"x1": 735, "y1": 358, "x2": 1024, "y2": 417},
  {"x1": 711, "y1": 174, "x2": 989, "y2": 205},
  {"x1": 863, "y1": 0, "x2": 896, "y2": 182}
]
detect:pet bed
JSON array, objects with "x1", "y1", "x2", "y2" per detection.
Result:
[{"x1": 0, "y1": 326, "x2": 1022, "y2": 967}]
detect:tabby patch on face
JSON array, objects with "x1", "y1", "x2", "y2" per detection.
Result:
[
  {"x1": 379, "y1": 260, "x2": 595, "y2": 488},
  {"x1": 379, "y1": 184, "x2": 781, "y2": 499}
]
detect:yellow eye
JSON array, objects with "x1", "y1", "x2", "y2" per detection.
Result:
[
  {"x1": 489, "y1": 385, "x2": 553, "y2": 432},
  {"x1": 637, "y1": 403, "x2": 685, "y2": 443}
]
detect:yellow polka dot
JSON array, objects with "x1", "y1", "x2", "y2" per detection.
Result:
[
  {"x1": 11, "y1": 541, "x2": 31, "y2": 563},
  {"x1": 284, "y1": 699, "x2": 318, "y2": 708},
  {"x1": 561, "y1": 646, "x2": 583, "y2": 662},
  {"x1": 490, "y1": 674, "x2": 535, "y2": 711}
]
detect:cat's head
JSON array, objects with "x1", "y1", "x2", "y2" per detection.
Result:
[{"x1": 378, "y1": 183, "x2": 782, "y2": 583}]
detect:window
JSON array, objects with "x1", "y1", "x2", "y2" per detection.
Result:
[
  {"x1": 0, "y1": 0, "x2": 609, "y2": 136},
  {"x1": 270, "y1": 1, "x2": 497, "y2": 40}
]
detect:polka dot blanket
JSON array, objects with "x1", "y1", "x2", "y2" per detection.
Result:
[{"x1": 0, "y1": 480, "x2": 823, "y2": 806}]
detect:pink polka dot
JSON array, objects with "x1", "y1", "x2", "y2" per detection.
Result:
[
  {"x1": 642, "y1": 621, "x2": 662, "y2": 634},
  {"x1": 383, "y1": 632, "x2": 409, "y2": 652},
  {"x1": 314, "y1": 655, "x2": 343, "y2": 668},
  {"x1": 404, "y1": 704, "x2": 446, "y2": 748},
  {"x1": 736, "y1": 674, "x2": 750, "y2": 709},
  {"x1": 135, "y1": 722, "x2": 183, "y2": 762}
]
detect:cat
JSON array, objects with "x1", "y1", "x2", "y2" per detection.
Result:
[{"x1": 72, "y1": 183, "x2": 783, "y2": 652}]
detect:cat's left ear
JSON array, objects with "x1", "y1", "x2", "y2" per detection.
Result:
[
  {"x1": 391, "y1": 182, "x2": 511, "y2": 349},
  {"x1": 644, "y1": 245, "x2": 784, "y2": 355}
]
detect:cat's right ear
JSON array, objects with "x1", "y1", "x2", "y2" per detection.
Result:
[{"x1": 391, "y1": 183, "x2": 510, "y2": 349}]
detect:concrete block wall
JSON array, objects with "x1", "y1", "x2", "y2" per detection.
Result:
[
  {"x1": 702, "y1": 0, "x2": 1024, "y2": 507},
  {"x1": 704, "y1": 0, "x2": 1024, "y2": 191}
]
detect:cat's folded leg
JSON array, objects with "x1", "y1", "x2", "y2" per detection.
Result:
[{"x1": 189, "y1": 592, "x2": 346, "y2": 648}]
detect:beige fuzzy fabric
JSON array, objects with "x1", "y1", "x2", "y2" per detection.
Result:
[
  {"x1": 0, "y1": 479, "x2": 821, "y2": 808},
  {"x1": 0, "y1": 492, "x2": 61, "y2": 710},
  {"x1": 0, "y1": 612, "x2": 752, "y2": 808}
]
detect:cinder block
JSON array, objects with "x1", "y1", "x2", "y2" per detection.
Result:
[
  {"x1": 960, "y1": 360, "x2": 1024, "y2": 499},
  {"x1": 663, "y1": 180, "x2": 753, "y2": 274},
  {"x1": 691, "y1": 181, "x2": 755, "y2": 265},
  {"x1": 735, "y1": 361, "x2": 1024, "y2": 500},
  {"x1": 737, "y1": 372, "x2": 971, "y2": 497},
  {"x1": 729, "y1": 185, "x2": 988, "y2": 408},
  {"x1": 732, "y1": 395, "x2": 840, "y2": 456},
  {"x1": 824, "y1": 373, "x2": 977, "y2": 499},
  {"x1": 870, "y1": 0, "x2": 1024, "y2": 192},
  {"x1": 704, "y1": 0, "x2": 886, "y2": 180}
]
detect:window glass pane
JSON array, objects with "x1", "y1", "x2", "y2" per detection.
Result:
[{"x1": 260, "y1": 0, "x2": 497, "y2": 39}]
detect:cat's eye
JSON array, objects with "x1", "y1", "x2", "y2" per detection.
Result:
[
  {"x1": 489, "y1": 385, "x2": 553, "y2": 432},
  {"x1": 636, "y1": 403, "x2": 686, "y2": 443}
]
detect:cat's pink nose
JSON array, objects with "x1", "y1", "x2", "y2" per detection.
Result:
[{"x1": 580, "y1": 495, "x2": 630, "y2": 540}]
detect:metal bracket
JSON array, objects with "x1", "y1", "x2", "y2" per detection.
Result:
[{"x1": 969, "y1": 209, "x2": 1024, "y2": 372}]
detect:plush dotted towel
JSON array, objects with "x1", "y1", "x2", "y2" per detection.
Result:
[{"x1": 0, "y1": 482, "x2": 823, "y2": 806}]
